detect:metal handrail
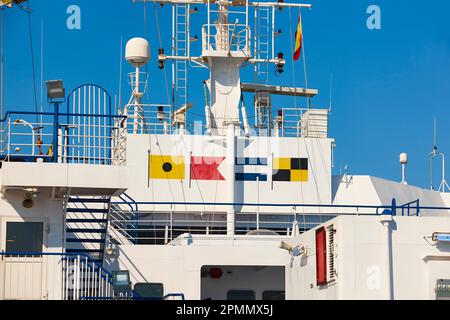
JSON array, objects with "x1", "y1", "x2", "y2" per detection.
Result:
[
  {"x1": 106, "y1": 198, "x2": 448, "y2": 244},
  {"x1": 0, "y1": 251, "x2": 114, "y2": 300},
  {"x1": 399, "y1": 199, "x2": 420, "y2": 217},
  {"x1": 0, "y1": 251, "x2": 113, "y2": 278},
  {"x1": 110, "y1": 200, "x2": 393, "y2": 210},
  {"x1": 0, "y1": 110, "x2": 127, "y2": 165},
  {"x1": 116, "y1": 193, "x2": 140, "y2": 243}
]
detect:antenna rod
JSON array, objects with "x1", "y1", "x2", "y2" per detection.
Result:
[
  {"x1": 118, "y1": 36, "x2": 123, "y2": 111},
  {"x1": 434, "y1": 116, "x2": 437, "y2": 148},
  {"x1": 430, "y1": 117, "x2": 438, "y2": 190},
  {"x1": 328, "y1": 70, "x2": 333, "y2": 112}
]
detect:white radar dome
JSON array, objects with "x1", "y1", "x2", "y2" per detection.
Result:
[
  {"x1": 125, "y1": 37, "x2": 150, "y2": 68},
  {"x1": 399, "y1": 153, "x2": 408, "y2": 164}
]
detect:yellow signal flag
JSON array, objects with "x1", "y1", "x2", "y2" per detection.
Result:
[
  {"x1": 149, "y1": 155, "x2": 185, "y2": 180},
  {"x1": 290, "y1": 169, "x2": 308, "y2": 182},
  {"x1": 273, "y1": 157, "x2": 308, "y2": 182}
]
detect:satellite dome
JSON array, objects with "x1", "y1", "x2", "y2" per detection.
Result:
[
  {"x1": 125, "y1": 37, "x2": 150, "y2": 68},
  {"x1": 399, "y1": 153, "x2": 408, "y2": 164}
]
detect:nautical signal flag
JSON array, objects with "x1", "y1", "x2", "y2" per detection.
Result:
[
  {"x1": 235, "y1": 157, "x2": 268, "y2": 181},
  {"x1": 293, "y1": 11, "x2": 303, "y2": 61},
  {"x1": 190, "y1": 156, "x2": 225, "y2": 181},
  {"x1": 273, "y1": 158, "x2": 308, "y2": 182},
  {"x1": 149, "y1": 155, "x2": 185, "y2": 180}
]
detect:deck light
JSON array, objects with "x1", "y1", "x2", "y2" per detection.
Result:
[
  {"x1": 280, "y1": 241, "x2": 304, "y2": 257},
  {"x1": 22, "y1": 190, "x2": 37, "y2": 209},
  {"x1": 45, "y1": 80, "x2": 65, "y2": 102},
  {"x1": 432, "y1": 232, "x2": 450, "y2": 243},
  {"x1": 157, "y1": 106, "x2": 167, "y2": 121},
  {"x1": 276, "y1": 52, "x2": 285, "y2": 74},
  {"x1": 158, "y1": 48, "x2": 166, "y2": 69}
]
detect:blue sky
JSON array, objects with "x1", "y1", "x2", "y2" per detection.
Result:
[{"x1": 3, "y1": 0, "x2": 450, "y2": 189}]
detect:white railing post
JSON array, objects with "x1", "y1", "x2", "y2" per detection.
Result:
[{"x1": 75, "y1": 255, "x2": 80, "y2": 300}]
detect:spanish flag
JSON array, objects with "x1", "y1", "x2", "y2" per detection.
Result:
[{"x1": 293, "y1": 12, "x2": 303, "y2": 61}]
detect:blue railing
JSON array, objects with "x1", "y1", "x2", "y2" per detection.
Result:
[
  {"x1": 0, "y1": 110, "x2": 127, "y2": 165},
  {"x1": 110, "y1": 200, "x2": 395, "y2": 211},
  {"x1": 119, "y1": 193, "x2": 140, "y2": 244},
  {"x1": 107, "y1": 198, "x2": 447, "y2": 244},
  {"x1": 376, "y1": 198, "x2": 422, "y2": 217},
  {"x1": 399, "y1": 199, "x2": 420, "y2": 217},
  {"x1": 0, "y1": 84, "x2": 127, "y2": 165}
]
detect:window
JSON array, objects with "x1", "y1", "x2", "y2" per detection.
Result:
[
  {"x1": 227, "y1": 290, "x2": 255, "y2": 300},
  {"x1": 5, "y1": 222, "x2": 43, "y2": 255},
  {"x1": 262, "y1": 290, "x2": 285, "y2": 300}
]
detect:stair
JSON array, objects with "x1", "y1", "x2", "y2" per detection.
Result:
[{"x1": 64, "y1": 196, "x2": 111, "y2": 264}]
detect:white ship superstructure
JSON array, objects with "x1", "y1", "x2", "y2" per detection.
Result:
[{"x1": 0, "y1": 0, "x2": 449, "y2": 300}]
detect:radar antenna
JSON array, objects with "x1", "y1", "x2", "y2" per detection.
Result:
[{"x1": 429, "y1": 118, "x2": 450, "y2": 192}]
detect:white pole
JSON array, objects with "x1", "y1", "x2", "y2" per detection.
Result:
[
  {"x1": 135, "y1": 67, "x2": 140, "y2": 95},
  {"x1": 207, "y1": 0, "x2": 210, "y2": 50},
  {"x1": 241, "y1": 103, "x2": 250, "y2": 136},
  {"x1": 226, "y1": 122, "x2": 236, "y2": 236},
  {"x1": 134, "y1": 67, "x2": 141, "y2": 133},
  {"x1": 256, "y1": 176, "x2": 260, "y2": 230},
  {"x1": 380, "y1": 214, "x2": 394, "y2": 300},
  {"x1": 205, "y1": 105, "x2": 212, "y2": 134},
  {"x1": 439, "y1": 153, "x2": 448, "y2": 192},
  {"x1": 271, "y1": 5, "x2": 275, "y2": 60},
  {"x1": 442, "y1": 153, "x2": 445, "y2": 191},
  {"x1": 401, "y1": 163, "x2": 406, "y2": 184},
  {"x1": 58, "y1": 128, "x2": 63, "y2": 163}
]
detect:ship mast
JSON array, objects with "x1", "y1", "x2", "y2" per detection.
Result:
[
  {"x1": 134, "y1": 0, "x2": 314, "y2": 236},
  {"x1": 142, "y1": 0, "x2": 312, "y2": 135}
]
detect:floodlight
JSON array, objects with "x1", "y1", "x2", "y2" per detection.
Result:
[{"x1": 45, "y1": 80, "x2": 65, "y2": 101}]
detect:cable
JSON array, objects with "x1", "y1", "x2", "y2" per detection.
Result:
[
  {"x1": 152, "y1": 1, "x2": 171, "y2": 106},
  {"x1": 26, "y1": 0, "x2": 39, "y2": 123},
  {"x1": 17, "y1": 2, "x2": 33, "y2": 13}
]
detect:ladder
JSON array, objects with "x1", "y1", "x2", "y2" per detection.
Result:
[
  {"x1": 174, "y1": 3, "x2": 189, "y2": 110},
  {"x1": 254, "y1": 6, "x2": 271, "y2": 135},
  {"x1": 64, "y1": 196, "x2": 111, "y2": 264},
  {"x1": 254, "y1": 6, "x2": 270, "y2": 82}
]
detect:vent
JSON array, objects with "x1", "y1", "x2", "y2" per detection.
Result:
[{"x1": 327, "y1": 225, "x2": 337, "y2": 282}]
